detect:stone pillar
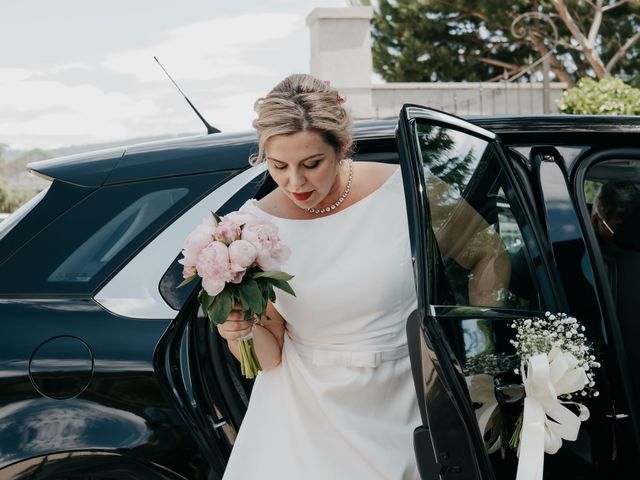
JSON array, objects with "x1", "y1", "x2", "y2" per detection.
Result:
[{"x1": 306, "y1": 7, "x2": 375, "y2": 119}]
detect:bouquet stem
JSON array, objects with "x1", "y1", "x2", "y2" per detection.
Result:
[
  {"x1": 238, "y1": 334, "x2": 261, "y2": 379},
  {"x1": 509, "y1": 413, "x2": 524, "y2": 451}
]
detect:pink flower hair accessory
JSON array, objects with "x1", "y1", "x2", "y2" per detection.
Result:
[{"x1": 323, "y1": 79, "x2": 345, "y2": 105}]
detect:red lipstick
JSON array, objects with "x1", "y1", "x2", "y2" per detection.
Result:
[{"x1": 291, "y1": 191, "x2": 312, "y2": 201}]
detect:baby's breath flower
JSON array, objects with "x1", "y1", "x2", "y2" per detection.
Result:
[{"x1": 510, "y1": 312, "x2": 599, "y2": 399}]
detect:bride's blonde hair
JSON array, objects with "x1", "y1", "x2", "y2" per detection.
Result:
[{"x1": 250, "y1": 74, "x2": 353, "y2": 165}]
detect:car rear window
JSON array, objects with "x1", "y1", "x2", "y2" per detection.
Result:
[{"x1": 0, "y1": 172, "x2": 231, "y2": 294}]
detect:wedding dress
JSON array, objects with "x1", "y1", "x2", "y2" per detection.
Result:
[{"x1": 223, "y1": 167, "x2": 421, "y2": 479}]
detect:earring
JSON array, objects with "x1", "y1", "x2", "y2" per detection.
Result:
[{"x1": 338, "y1": 159, "x2": 345, "y2": 166}]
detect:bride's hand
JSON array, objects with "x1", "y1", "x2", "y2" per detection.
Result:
[{"x1": 216, "y1": 303, "x2": 254, "y2": 341}]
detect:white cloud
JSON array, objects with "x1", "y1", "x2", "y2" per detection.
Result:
[
  {"x1": 102, "y1": 13, "x2": 302, "y2": 83},
  {"x1": 0, "y1": 73, "x2": 174, "y2": 148},
  {"x1": 0, "y1": 68, "x2": 41, "y2": 82},
  {"x1": 50, "y1": 62, "x2": 93, "y2": 74},
  {"x1": 0, "y1": 11, "x2": 314, "y2": 149},
  {"x1": 0, "y1": 75, "x2": 156, "y2": 115}
]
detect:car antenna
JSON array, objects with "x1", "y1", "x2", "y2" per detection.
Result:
[{"x1": 153, "y1": 56, "x2": 220, "y2": 134}]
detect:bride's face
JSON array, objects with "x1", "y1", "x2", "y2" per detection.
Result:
[{"x1": 265, "y1": 130, "x2": 343, "y2": 210}]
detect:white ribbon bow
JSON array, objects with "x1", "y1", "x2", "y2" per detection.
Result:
[{"x1": 516, "y1": 347, "x2": 590, "y2": 480}]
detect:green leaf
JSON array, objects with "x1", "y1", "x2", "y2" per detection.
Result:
[
  {"x1": 267, "y1": 284, "x2": 277, "y2": 302},
  {"x1": 207, "y1": 289, "x2": 234, "y2": 325},
  {"x1": 224, "y1": 284, "x2": 243, "y2": 309},
  {"x1": 177, "y1": 274, "x2": 198, "y2": 288},
  {"x1": 255, "y1": 278, "x2": 270, "y2": 301},
  {"x1": 254, "y1": 277, "x2": 279, "y2": 304},
  {"x1": 211, "y1": 211, "x2": 222, "y2": 224},
  {"x1": 198, "y1": 289, "x2": 215, "y2": 312},
  {"x1": 237, "y1": 279, "x2": 265, "y2": 314},
  {"x1": 252, "y1": 270, "x2": 295, "y2": 281},
  {"x1": 269, "y1": 278, "x2": 296, "y2": 297}
]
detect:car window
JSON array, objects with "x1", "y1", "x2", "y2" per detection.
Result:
[
  {"x1": 48, "y1": 188, "x2": 188, "y2": 283},
  {"x1": 416, "y1": 122, "x2": 541, "y2": 310},
  {"x1": 0, "y1": 173, "x2": 226, "y2": 294}
]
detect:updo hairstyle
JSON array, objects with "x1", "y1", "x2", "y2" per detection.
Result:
[{"x1": 250, "y1": 74, "x2": 353, "y2": 165}]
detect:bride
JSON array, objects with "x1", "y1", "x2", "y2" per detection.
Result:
[{"x1": 216, "y1": 74, "x2": 509, "y2": 479}]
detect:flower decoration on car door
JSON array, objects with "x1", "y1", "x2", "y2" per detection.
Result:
[{"x1": 465, "y1": 312, "x2": 600, "y2": 480}]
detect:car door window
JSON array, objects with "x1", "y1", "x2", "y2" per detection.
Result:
[{"x1": 416, "y1": 122, "x2": 541, "y2": 310}]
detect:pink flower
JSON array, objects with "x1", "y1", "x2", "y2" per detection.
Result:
[
  {"x1": 229, "y1": 239, "x2": 258, "y2": 268},
  {"x1": 179, "y1": 215, "x2": 217, "y2": 275},
  {"x1": 229, "y1": 265, "x2": 247, "y2": 284},
  {"x1": 196, "y1": 241, "x2": 231, "y2": 296},
  {"x1": 241, "y1": 221, "x2": 290, "y2": 271},
  {"x1": 182, "y1": 265, "x2": 197, "y2": 280},
  {"x1": 226, "y1": 240, "x2": 258, "y2": 284},
  {"x1": 224, "y1": 211, "x2": 258, "y2": 228},
  {"x1": 214, "y1": 220, "x2": 242, "y2": 245}
]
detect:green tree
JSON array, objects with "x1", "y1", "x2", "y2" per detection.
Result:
[{"x1": 371, "y1": 0, "x2": 640, "y2": 85}]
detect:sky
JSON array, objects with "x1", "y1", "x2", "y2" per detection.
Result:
[{"x1": 0, "y1": 0, "x2": 350, "y2": 150}]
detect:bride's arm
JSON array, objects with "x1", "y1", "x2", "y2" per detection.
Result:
[
  {"x1": 219, "y1": 301, "x2": 285, "y2": 370},
  {"x1": 252, "y1": 301, "x2": 285, "y2": 369}
]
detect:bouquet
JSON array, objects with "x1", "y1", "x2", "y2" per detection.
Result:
[
  {"x1": 466, "y1": 312, "x2": 600, "y2": 480},
  {"x1": 178, "y1": 210, "x2": 295, "y2": 379}
]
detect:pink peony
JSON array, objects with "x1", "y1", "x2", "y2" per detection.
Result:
[
  {"x1": 196, "y1": 241, "x2": 231, "y2": 296},
  {"x1": 241, "y1": 220, "x2": 290, "y2": 271},
  {"x1": 229, "y1": 265, "x2": 247, "y2": 284},
  {"x1": 214, "y1": 219, "x2": 242, "y2": 245},
  {"x1": 228, "y1": 239, "x2": 258, "y2": 268},
  {"x1": 179, "y1": 215, "x2": 217, "y2": 275},
  {"x1": 182, "y1": 265, "x2": 197, "y2": 280},
  {"x1": 224, "y1": 211, "x2": 259, "y2": 228}
]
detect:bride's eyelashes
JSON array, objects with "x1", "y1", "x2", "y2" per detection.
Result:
[
  {"x1": 270, "y1": 160, "x2": 322, "y2": 170},
  {"x1": 303, "y1": 161, "x2": 321, "y2": 169}
]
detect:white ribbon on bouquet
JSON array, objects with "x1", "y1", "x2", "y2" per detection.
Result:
[{"x1": 515, "y1": 347, "x2": 590, "y2": 480}]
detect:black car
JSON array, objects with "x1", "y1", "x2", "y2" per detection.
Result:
[{"x1": 1, "y1": 105, "x2": 639, "y2": 479}]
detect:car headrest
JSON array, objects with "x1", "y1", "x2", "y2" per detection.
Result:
[{"x1": 613, "y1": 208, "x2": 640, "y2": 251}]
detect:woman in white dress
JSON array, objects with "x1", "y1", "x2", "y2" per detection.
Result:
[{"x1": 216, "y1": 74, "x2": 510, "y2": 480}]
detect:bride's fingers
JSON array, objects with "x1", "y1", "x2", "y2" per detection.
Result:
[
  {"x1": 217, "y1": 323, "x2": 253, "y2": 340},
  {"x1": 223, "y1": 320, "x2": 253, "y2": 331},
  {"x1": 227, "y1": 304, "x2": 246, "y2": 321},
  {"x1": 227, "y1": 328, "x2": 253, "y2": 341},
  {"x1": 224, "y1": 310, "x2": 244, "y2": 321}
]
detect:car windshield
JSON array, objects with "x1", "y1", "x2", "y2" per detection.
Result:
[{"x1": 0, "y1": 184, "x2": 51, "y2": 242}]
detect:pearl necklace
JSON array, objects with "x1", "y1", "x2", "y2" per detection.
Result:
[{"x1": 305, "y1": 159, "x2": 353, "y2": 215}]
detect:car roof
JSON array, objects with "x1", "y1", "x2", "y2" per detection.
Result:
[{"x1": 28, "y1": 114, "x2": 640, "y2": 187}]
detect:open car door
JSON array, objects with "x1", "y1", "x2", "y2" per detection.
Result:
[{"x1": 396, "y1": 105, "x2": 575, "y2": 479}]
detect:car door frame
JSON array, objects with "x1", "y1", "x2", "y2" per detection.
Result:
[{"x1": 396, "y1": 104, "x2": 570, "y2": 479}]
